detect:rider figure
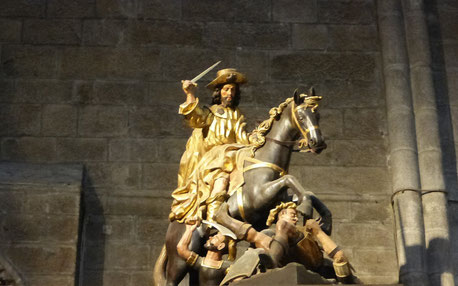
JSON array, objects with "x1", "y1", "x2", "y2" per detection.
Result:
[{"x1": 169, "y1": 69, "x2": 253, "y2": 224}]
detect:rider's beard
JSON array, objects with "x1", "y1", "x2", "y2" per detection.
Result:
[{"x1": 221, "y1": 96, "x2": 233, "y2": 108}]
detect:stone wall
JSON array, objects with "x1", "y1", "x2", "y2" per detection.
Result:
[
  {"x1": 1, "y1": 0, "x2": 456, "y2": 285},
  {"x1": 0, "y1": 163, "x2": 82, "y2": 286}
]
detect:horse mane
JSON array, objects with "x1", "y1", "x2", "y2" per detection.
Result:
[{"x1": 249, "y1": 97, "x2": 294, "y2": 151}]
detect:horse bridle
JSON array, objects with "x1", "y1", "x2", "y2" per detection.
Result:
[{"x1": 267, "y1": 97, "x2": 322, "y2": 153}]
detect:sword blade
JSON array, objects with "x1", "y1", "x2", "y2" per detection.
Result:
[
  {"x1": 190, "y1": 61, "x2": 221, "y2": 83},
  {"x1": 202, "y1": 220, "x2": 237, "y2": 240}
]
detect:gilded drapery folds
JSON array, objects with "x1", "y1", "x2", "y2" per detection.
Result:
[{"x1": 169, "y1": 97, "x2": 252, "y2": 223}]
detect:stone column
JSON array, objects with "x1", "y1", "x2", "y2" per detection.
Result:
[
  {"x1": 401, "y1": 0, "x2": 454, "y2": 285},
  {"x1": 377, "y1": 1, "x2": 428, "y2": 285}
]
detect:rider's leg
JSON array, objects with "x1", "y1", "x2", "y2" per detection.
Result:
[{"x1": 206, "y1": 175, "x2": 230, "y2": 222}]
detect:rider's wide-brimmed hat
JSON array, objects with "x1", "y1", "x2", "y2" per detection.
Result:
[{"x1": 206, "y1": 68, "x2": 247, "y2": 89}]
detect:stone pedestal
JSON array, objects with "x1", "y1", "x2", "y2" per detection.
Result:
[
  {"x1": 231, "y1": 263, "x2": 403, "y2": 286},
  {"x1": 0, "y1": 163, "x2": 83, "y2": 286},
  {"x1": 231, "y1": 263, "x2": 331, "y2": 285}
]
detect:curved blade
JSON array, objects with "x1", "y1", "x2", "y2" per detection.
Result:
[{"x1": 202, "y1": 219, "x2": 237, "y2": 240}]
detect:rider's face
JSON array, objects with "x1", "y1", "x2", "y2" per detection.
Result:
[
  {"x1": 279, "y1": 208, "x2": 298, "y2": 225},
  {"x1": 220, "y1": 83, "x2": 237, "y2": 108}
]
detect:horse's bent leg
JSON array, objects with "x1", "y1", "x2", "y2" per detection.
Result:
[
  {"x1": 257, "y1": 175, "x2": 332, "y2": 234},
  {"x1": 215, "y1": 203, "x2": 272, "y2": 250},
  {"x1": 281, "y1": 175, "x2": 332, "y2": 234},
  {"x1": 254, "y1": 175, "x2": 313, "y2": 216}
]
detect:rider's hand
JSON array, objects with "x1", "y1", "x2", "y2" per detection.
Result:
[{"x1": 182, "y1": 80, "x2": 197, "y2": 96}]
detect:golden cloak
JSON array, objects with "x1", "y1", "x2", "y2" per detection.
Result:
[{"x1": 169, "y1": 98, "x2": 251, "y2": 223}]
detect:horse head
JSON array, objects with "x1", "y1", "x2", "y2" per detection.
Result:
[{"x1": 292, "y1": 88, "x2": 327, "y2": 154}]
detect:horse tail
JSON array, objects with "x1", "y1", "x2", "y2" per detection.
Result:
[
  {"x1": 310, "y1": 195, "x2": 333, "y2": 235},
  {"x1": 153, "y1": 244, "x2": 167, "y2": 286}
]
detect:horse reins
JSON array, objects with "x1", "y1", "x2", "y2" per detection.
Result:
[
  {"x1": 243, "y1": 98, "x2": 322, "y2": 178},
  {"x1": 265, "y1": 136, "x2": 296, "y2": 148},
  {"x1": 266, "y1": 99, "x2": 321, "y2": 152}
]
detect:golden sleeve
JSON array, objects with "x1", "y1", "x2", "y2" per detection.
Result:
[
  {"x1": 178, "y1": 98, "x2": 212, "y2": 128},
  {"x1": 234, "y1": 114, "x2": 251, "y2": 145}
]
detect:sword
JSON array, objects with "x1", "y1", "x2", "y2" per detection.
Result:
[
  {"x1": 202, "y1": 220, "x2": 237, "y2": 240},
  {"x1": 190, "y1": 61, "x2": 221, "y2": 84}
]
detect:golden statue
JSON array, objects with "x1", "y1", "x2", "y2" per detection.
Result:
[{"x1": 169, "y1": 68, "x2": 253, "y2": 224}]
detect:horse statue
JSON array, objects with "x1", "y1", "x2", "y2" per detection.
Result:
[{"x1": 153, "y1": 89, "x2": 330, "y2": 286}]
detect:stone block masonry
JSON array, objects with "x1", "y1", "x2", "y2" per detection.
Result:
[
  {"x1": 5, "y1": 0, "x2": 458, "y2": 285},
  {"x1": 0, "y1": 163, "x2": 83, "y2": 286}
]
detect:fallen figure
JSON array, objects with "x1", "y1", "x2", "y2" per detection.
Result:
[
  {"x1": 216, "y1": 202, "x2": 361, "y2": 285},
  {"x1": 176, "y1": 220, "x2": 238, "y2": 286}
]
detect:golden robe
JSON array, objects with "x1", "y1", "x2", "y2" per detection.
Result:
[{"x1": 169, "y1": 98, "x2": 252, "y2": 223}]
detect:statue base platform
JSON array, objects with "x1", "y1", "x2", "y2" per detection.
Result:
[{"x1": 230, "y1": 263, "x2": 402, "y2": 286}]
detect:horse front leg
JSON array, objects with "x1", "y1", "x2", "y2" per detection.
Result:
[
  {"x1": 258, "y1": 175, "x2": 332, "y2": 235},
  {"x1": 255, "y1": 175, "x2": 313, "y2": 216}
]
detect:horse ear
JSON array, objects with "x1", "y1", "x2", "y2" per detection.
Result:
[
  {"x1": 293, "y1": 89, "x2": 301, "y2": 104},
  {"x1": 309, "y1": 86, "x2": 315, "y2": 97}
]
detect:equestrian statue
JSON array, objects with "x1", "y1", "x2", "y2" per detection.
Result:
[{"x1": 153, "y1": 64, "x2": 349, "y2": 286}]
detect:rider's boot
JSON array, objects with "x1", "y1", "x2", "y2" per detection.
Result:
[{"x1": 215, "y1": 203, "x2": 252, "y2": 240}]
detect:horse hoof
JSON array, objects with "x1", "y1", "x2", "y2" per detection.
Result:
[{"x1": 296, "y1": 198, "x2": 313, "y2": 218}]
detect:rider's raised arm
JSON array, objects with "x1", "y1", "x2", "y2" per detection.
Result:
[
  {"x1": 182, "y1": 80, "x2": 197, "y2": 104},
  {"x1": 179, "y1": 79, "x2": 212, "y2": 128},
  {"x1": 178, "y1": 97, "x2": 212, "y2": 128}
]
